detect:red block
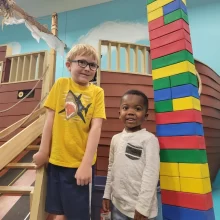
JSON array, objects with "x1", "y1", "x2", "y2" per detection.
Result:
[
  {"x1": 150, "y1": 19, "x2": 190, "y2": 40},
  {"x1": 151, "y1": 38, "x2": 192, "y2": 59},
  {"x1": 150, "y1": 29, "x2": 191, "y2": 50},
  {"x1": 161, "y1": 190, "x2": 213, "y2": 210},
  {"x1": 148, "y1": 16, "x2": 164, "y2": 31},
  {"x1": 156, "y1": 109, "x2": 202, "y2": 124},
  {"x1": 158, "y1": 136, "x2": 206, "y2": 149}
]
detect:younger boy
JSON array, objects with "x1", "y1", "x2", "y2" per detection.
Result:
[
  {"x1": 33, "y1": 44, "x2": 106, "y2": 220},
  {"x1": 102, "y1": 90, "x2": 160, "y2": 220}
]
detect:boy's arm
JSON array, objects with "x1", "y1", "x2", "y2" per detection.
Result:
[
  {"x1": 135, "y1": 136, "x2": 160, "y2": 218},
  {"x1": 33, "y1": 109, "x2": 55, "y2": 168},
  {"x1": 75, "y1": 117, "x2": 103, "y2": 185}
]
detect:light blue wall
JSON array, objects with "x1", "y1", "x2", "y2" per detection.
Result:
[{"x1": 0, "y1": 0, "x2": 219, "y2": 78}]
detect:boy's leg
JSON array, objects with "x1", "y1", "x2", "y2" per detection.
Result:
[
  {"x1": 111, "y1": 205, "x2": 130, "y2": 220},
  {"x1": 60, "y1": 166, "x2": 90, "y2": 220},
  {"x1": 51, "y1": 215, "x2": 66, "y2": 220},
  {"x1": 45, "y1": 163, "x2": 65, "y2": 216}
]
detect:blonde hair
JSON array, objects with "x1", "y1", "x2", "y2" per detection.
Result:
[{"x1": 66, "y1": 44, "x2": 99, "y2": 62}]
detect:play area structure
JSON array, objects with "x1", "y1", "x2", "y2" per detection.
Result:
[{"x1": 0, "y1": 0, "x2": 219, "y2": 219}]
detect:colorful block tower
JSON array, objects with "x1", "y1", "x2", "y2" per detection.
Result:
[{"x1": 146, "y1": 0, "x2": 215, "y2": 219}]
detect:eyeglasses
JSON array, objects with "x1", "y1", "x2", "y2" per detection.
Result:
[{"x1": 70, "y1": 59, "x2": 99, "y2": 71}]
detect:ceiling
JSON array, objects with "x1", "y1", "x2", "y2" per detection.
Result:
[
  {"x1": 14, "y1": 0, "x2": 220, "y2": 18},
  {"x1": 15, "y1": 0, "x2": 113, "y2": 18}
]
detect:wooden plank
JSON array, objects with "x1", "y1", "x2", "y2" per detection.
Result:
[
  {"x1": 0, "y1": 115, "x2": 45, "y2": 170},
  {"x1": 0, "y1": 186, "x2": 34, "y2": 194},
  {"x1": 27, "y1": 145, "x2": 40, "y2": 150},
  {"x1": 6, "y1": 163, "x2": 36, "y2": 169}
]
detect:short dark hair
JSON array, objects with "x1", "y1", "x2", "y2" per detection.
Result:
[{"x1": 121, "y1": 90, "x2": 149, "y2": 111}]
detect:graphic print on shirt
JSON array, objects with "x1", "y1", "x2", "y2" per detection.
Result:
[
  {"x1": 58, "y1": 90, "x2": 92, "y2": 123},
  {"x1": 125, "y1": 143, "x2": 143, "y2": 160}
]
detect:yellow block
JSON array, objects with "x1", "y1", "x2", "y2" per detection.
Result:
[
  {"x1": 160, "y1": 176, "x2": 180, "y2": 191},
  {"x1": 180, "y1": 177, "x2": 211, "y2": 194},
  {"x1": 147, "y1": 0, "x2": 175, "y2": 13},
  {"x1": 173, "y1": 96, "x2": 201, "y2": 111},
  {"x1": 148, "y1": 7, "x2": 163, "y2": 22},
  {"x1": 182, "y1": 0, "x2": 187, "y2": 5},
  {"x1": 179, "y1": 163, "x2": 210, "y2": 178},
  {"x1": 152, "y1": 61, "x2": 196, "y2": 80},
  {"x1": 160, "y1": 162, "x2": 179, "y2": 176}
]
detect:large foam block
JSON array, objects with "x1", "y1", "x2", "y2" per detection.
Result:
[
  {"x1": 163, "y1": 0, "x2": 188, "y2": 15},
  {"x1": 151, "y1": 29, "x2": 191, "y2": 50},
  {"x1": 182, "y1": 0, "x2": 186, "y2": 5},
  {"x1": 171, "y1": 84, "x2": 199, "y2": 99},
  {"x1": 158, "y1": 135, "x2": 206, "y2": 149},
  {"x1": 179, "y1": 163, "x2": 210, "y2": 178},
  {"x1": 161, "y1": 190, "x2": 213, "y2": 210},
  {"x1": 152, "y1": 50, "x2": 194, "y2": 69},
  {"x1": 147, "y1": 0, "x2": 175, "y2": 13},
  {"x1": 154, "y1": 88, "x2": 171, "y2": 101},
  {"x1": 152, "y1": 61, "x2": 196, "y2": 80},
  {"x1": 147, "y1": 0, "x2": 156, "y2": 5},
  {"x1": 170, "y1": 71, "x2": 198, "y2": 87},
  {"x1": 160, "y1": 162, "x2": 179, "y2": 176},
  {"x1": 153, "y1": 77, "x2": 171, "y2": 90},
  {"x1": 150, "y1": 19, "x2": 190, "y2": 40},
  {"x1": 156, "y1": 109, "x2": 203, "y2": 124},
  {"x1": 155, "y1": 99, "x2": 173, "y2": 113},
  {"x1": 173, "y1": 96, "x2": 201, "y2": 111},
  {"x1": 157, "y1": 122, "x2": 204, "y2": 136},
  {"x1": 160, "y1": 176, "x2": 180, "y2": 191},
  {"x1": 160, "y1": 149, "x2": 208, "y2": 163},
  {"x1": 162, "y1": 204, "x2": 215, "y2": 220},
  {"x1": 148, "y1": 7, "x2": 163, "y2": 22},
  {"x1": 148, "y1": 16, "x2": 164, "y2": 31},
  {"x1": 151, "y1": 39, "x2": 193, "y2": 59},
  {"x1": 180, "y1": 177, "x2": 212, "y2": 194},
  {"x1": 164, "y1": 8, "x2": 188, "y2": 24}
]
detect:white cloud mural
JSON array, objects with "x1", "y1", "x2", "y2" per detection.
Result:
[
  {"x1": 7, "y1": 42, "x2": 21, "y2": 55},
  {"x1": 77, "y1": 21, "x2": 149, "y2": 54}
]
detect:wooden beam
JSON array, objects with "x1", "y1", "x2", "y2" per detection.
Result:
[
  {"x1": 0, "y1": 116, "x2": 45, "y2": 170},
  {"x1": 27, "y1": 145, "x2": 40, "y2": 151},
  {"x1": 6, "y1": 163, "x2": 36, "y2": 169},
  {"x1": 0, "y1": 186, "x2": 34, "y2": 194}
]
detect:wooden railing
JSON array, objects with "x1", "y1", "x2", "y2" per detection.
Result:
[
  {"x1": 5, "y1": 51, "x2": 47, "y2": 83},
  {"x1": 98, "y1": 40, "x2": 151, "y2": 75}
]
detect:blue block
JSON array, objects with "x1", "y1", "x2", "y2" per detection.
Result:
[
  {"x1": 171, "y1": 84, "x2": 199, "y2": 99},
  {"x1": 162, "y1": 204, "x2": 215, "y2": 220},
  {"x1": 163, "y1": 0, "x2": 187, "y2": 15},
  {"x1": 154, "y1": 88, "x2": 172, "y2": 101},
  {"x1": 157, "y1": 122, "x2": 204, "y2": 136}
]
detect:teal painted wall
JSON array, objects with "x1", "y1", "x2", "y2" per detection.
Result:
[{"x1": 0, "y1": 0, "x2": 219, "y2": 78}]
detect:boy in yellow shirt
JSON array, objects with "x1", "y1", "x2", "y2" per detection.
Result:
[{"x1": 33, "y1": 44, "x2": 106, "y2": 220}]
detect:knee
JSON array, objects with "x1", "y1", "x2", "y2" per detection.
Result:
[{"x1": 53, "y1": 215, "x2": 66, "y2": 220}]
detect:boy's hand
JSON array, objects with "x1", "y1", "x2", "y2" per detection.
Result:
[
  {"x1": 75, "y1": 164, "x2": 92, "y2": 186},
  {"x1": 33, "y1": 151, "x2": 48, "y2": 169},
  {"x1": 102, "y1": 199, "x2": 110, "y2": 212},
  {"x1": 134, "y1": 210, "x2": 148, "y2": 220}
]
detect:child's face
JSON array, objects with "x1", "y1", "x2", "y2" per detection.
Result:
[
  {"x1": 119, "y1": 94, "x2": 148, "y2": 132},
  {"x1": 66, "y1": 55, "x2": 98, "y2": 86}
]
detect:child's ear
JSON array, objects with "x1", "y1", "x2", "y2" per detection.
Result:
[
  {"x1": 145, "y1": 113, "x2": 148, "y2": 120},
  {"x1": 66, "y1": 61, "x2": 71, "y2": 71}
]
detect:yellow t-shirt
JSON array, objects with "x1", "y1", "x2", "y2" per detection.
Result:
[{"x1": 44, "y1": 77, "x2": 106, "y2": 168}]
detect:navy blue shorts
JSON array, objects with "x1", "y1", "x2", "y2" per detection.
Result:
[{"x1": 45, "y1": 163, "x2": 94, "y2": 220}]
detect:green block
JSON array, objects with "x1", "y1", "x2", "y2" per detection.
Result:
[
  {"x1": 152, "y1": 50, "x2": 195, "y2": 70},
  {"x1": 164, "y1": 9, "x2": 189, "y2": 24},
  {"x1": 170, "y1": 72, "x2": 198, "y2": 88},
  {"x1": 155, "y1": 100, "x2": 173, "y2": 113},
  {"x1": 153, "y1": 77, "x2": 171, "y2": 90},
  {"x1": 160, "y1": 149, "x2": 208, "y2": 163},
  {"x1": 147, "y1": 0, "x2": 156, "y2": 5}
]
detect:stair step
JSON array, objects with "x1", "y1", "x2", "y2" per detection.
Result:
[
  {"x1": 0, "y1": 186, "x2": 34, "y2": 194},
  {"x1": 6, "y1": 163, "x2": 36, "y2": 169},
  {"x1": 27, "y1": 145, "x2": 40, "y2": 150}
]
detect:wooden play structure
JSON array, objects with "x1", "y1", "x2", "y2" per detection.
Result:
[{"x1": 0, "y1": 0, "x2": 220, "y2": 219}]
